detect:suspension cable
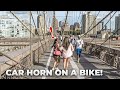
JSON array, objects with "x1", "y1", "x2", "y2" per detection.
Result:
[
  {"x1": 29, "y1": 11, "x2": 33, "y2": 66},
  {"x1": 31, "y1": 11, "x2": 44, "y2": 37},
  {"x1": 72, "y1": 11, "x2": 74, "y2": 34},
  {"x1": 35, "y1": 11, "x2": 46, "y2": 52},
  {"x1": 80, "y1": 11, "x2": 113, "y2": 38},
  {"x1": 4, "y1": 11, "x2": 44, "y2": 69},
  {"x1": 75, "y1": 11, "x2": 82, "y2": 35},
  {"x1": 10, "y1": 11, "x2": 35, "y2": 36},
  {"x1": 37, "y1": 11, "x2": 44, "y2": 39},
  {"x1": 87, "y1": 11, "x2": 100, "y2": 36},
  {"x1": 81, "y1": 11, "x2": 85, "y2": 34},
  {"x1": 90, "y1": 12, "x2": 120, "y2": 55},
  {"x1": 0, "y1": 11, "x2": 49, "y2": 74},
  {"x1": 65, "y1": 11, "x2": 69, "y2": 27},
  {"x1": 62, "y1": 11, "x2": 69, "y2": 35},
  {"x1": 4, "y1": 62, "x2": 31, "y2": 79},
  {"x1": 89, "y1": 11, "x2": 117, "y2": 43},
  {"x1": 31, "y1": 12, "x2": 37, "y2": 30},
  {"x1": 109, "y1": 12, "x2": 111, "y2": 52},
  {"x1": 0, "y1": 51, "x2": 30, "y2": 69},
  {"x1": 30, "y1": 12, "x2": 45, "y2": 52},
  {"x1": 77, "y1": 11, "x2": 82, "y2": 26},
  {"x1": 0, "y1": 11, "x2": 37, "y2": 70},
  {"x1": 94, "y1": 11, "x2": 97, "y2": 56}
]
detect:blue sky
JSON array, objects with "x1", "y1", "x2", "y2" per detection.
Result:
[{"x1": 0, "y1": 11, "x2": 119, "y2": 30}]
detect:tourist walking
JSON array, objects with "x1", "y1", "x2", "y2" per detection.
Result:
[
  {"x1": 51, "y1": 38, "x2": 61, "y2": 70},
  {"x1": 75, "y1": 35, "x2": 84, "y2": 63},
  {"x1": 60, "y1": 36, "x2": 74, "y2": 70}
]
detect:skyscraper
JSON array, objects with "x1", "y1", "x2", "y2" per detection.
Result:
[
  {"x1": 115, "y1": 14, "x2": 120, "y2": 35},
  {"x1": 52, "y1": 17, "x2": 58, "y2": 35},
  {"x1": 0, "y1": 15, "x2": 33, "y2": 38},
  {"x1": 74, "y1": 22, "x2": 80, "y2": 31},
  {"x1": 70, "y1": 25, "x2": 74, "y2": 30},
  {"x1": 96, "y1": 19, "x2": 103, "y2": 33},
  {"x1": 59, "y1": 21, "x2": 62, "y2": 27},
  {"x1": 74, "y1": 22, "x2": 80, "y2": 28},
  {"x1": 37, "y1": 15, "x2": 45, "y2": 35},
  {"x1": 81, "y1": 12, "x2": 97, "y2": 36}
]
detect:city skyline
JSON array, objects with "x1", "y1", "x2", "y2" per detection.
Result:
[{"x1": 0, "y1": 11, "x2": 119, "y2": 31}]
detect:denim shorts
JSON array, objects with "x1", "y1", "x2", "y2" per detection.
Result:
[{"x1": 75, "y1": 48, "x2": 82, "y2": 55}]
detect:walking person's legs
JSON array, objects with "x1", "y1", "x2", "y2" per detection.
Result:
[
  {"x1": 63, "y1": 58, "x2": 67, "y2": 70},
  {"x1": 55, "y1": 56, "x2": 60, "y2": 69},
  {"x1": 76, "y1": 48, "x2": 79, "y2": 63},
  {"x1": 77, "y1": 54, "x2": 81, "y2": 63},
  {"x1": 66, "y1": 58, "x2": 70, "y2": 70},
  {"x1": 78, "y1": 49, "x2": 82, "y2": 63},
  {"x1": 52, "y1": 55, "x2": 57, "y2": 70}
]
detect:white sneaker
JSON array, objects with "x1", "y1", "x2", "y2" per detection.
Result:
[
  {"x1": 52, "y1": 68, "x2": 55, "y2": 70},
  {"x1": 77, "y1": 58, "x2": 79, "y2": 63},
  {"x1": 77, "y1": 58, "x2": 80, "y2": 63}
]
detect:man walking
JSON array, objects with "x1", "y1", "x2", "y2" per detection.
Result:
[{"x1": 75, "y1": 35, "x2": 84, "y2": 63}]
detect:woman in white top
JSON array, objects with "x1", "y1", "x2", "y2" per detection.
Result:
[{"x1": 60, "y1": 36, "x2": 74, "y2": 70}]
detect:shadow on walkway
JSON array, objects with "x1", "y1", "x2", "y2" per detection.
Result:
[
  {"x1": 34, "y1": 62, "x2": 53, "y2": 69},
  {"x1": 34, "y1": 62, "x2": 46, "y2": 67},
  {"x1": 73, "y1": 51, "x2": 110, "y2": 79}
]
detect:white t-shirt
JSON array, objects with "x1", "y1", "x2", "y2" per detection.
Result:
[
  {"x1": 60, "y1": 36, "x2": 62, "y2": 40},
  {"x1": 76, "y1": 39, "x2": 84, "y2": 49}
]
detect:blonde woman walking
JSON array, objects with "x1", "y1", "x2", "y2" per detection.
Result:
[{"x1": 60, "y1": 36, "x2": 74, "y2": 70}]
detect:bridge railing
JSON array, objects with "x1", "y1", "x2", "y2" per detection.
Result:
[
  {"x1": 84, "y1": 42, "x2": 120, "y2": 69},
  {"x1": 0, "y1": 35, "x2": 53, "y2": 79}
]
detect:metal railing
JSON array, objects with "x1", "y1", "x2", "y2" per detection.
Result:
[
  {"x1": 0, "y1": 36, "x2": 52, "y2": 79},
  {"x1": 84, "y1": 42, "x2": 120, "y2": 69}
]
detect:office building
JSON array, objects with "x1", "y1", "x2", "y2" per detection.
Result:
[
  {"x1": 115, "y1": 14, "x2": 120, "y2": 35},
  {"x1": 74, "y1": 22, "x2": 80, "y2": 31},
  {"x1": 0, "y1": 15, "x2": 34, "y2": 38},
  {"x1": 81, "y1": 12, "x2": 97, "y2": 36}
]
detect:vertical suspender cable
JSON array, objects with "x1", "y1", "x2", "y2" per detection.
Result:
[
  {"x1": 94, "y1": 11, "x2": 97, "y2": 57},
  {"x1": 73, "y1": 11, "x2": 75, "y2": 35},
  {"x1": 80, "y1": 11, "x2": 113, "y2": 38},
  {"x1": 30, "y1": 11, "x2": 33, "y2": 66},
  {"x1": 109, "y1": 12, "x2": 111, "y2": 52},
  {"x1": 89, "y1": 11, "x2": 117, "y2": 43},
  {"x1": 53, "y1": 11, "x2": 55, "y2": 37},
  {"x1": 36, "y1": 11, "x2": 45, "y2": 53},
  {"x1": 44, "y1": 11, "x2": 46, "y2": 39},
  {"x1": 72, "y1": 11, "x2": 74, "y2": 35},
  {"x1": 62, "y1": 11, "x2": 68, "y2": 36},
  {"x1": 90, "y1": 11, "x2": 118, "y2": 55}
]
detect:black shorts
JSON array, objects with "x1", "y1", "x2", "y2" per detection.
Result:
[{"x1": 53, "y1": 54, "x2": 60, "y2": 62}]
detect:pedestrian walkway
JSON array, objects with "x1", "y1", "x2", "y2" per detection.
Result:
[{"x1": 31, "y1": 46, "x2": 120, "y2": 79}]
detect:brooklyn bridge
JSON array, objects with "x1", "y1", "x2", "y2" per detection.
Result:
[{"x1": 0, "y1": 11, "x2": 120, "y2": 79}]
